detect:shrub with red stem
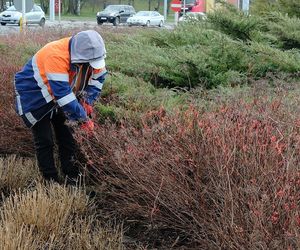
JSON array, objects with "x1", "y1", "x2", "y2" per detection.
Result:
[
  {"x1": 0, "y1": 57, "x2": 34, "y2": 156},
  {"x1": 76, "y1": 94, "x2": 300, "y2": 248}
]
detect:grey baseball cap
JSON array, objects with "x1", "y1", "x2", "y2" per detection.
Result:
[{"x1": 70, "y1": 30, "x2": 106, "y2": 69}]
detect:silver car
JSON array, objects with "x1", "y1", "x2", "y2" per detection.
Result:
[
  {"x1": 0, "y1": 5, "x2": 46, "y2": 26},
  {"x1": 127, "y1": 11, "x2": 164, "y2": 27}
]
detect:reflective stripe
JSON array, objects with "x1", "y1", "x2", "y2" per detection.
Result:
[
  {"x1": 88, "y1": 79, "x2": 103, "y2": 89},
  {"x1": 46, "y1": 73, "x2": 69, "y2": 82},
  {"x1": 32, "y1": 56, "x2": 53, "y2": 103},
  {"x1": 25, "y1": 112, "x2": 37, "y2": 125},
  {"x1": 57, "y1": 92, "x2": 76, "y2": 107},
  {"x1": 16, "y1": 94, "x2": 23, "y2": 115},
  {"x1": 92, "y1": 69, "x2": 107, "y2": 79},
  {"x1": 14, "y1": 80, "x2": 23, "y2": 115}
]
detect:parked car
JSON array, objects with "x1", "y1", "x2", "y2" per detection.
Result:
[
  {"x1": 127, "y1": 11, "x2": 164, "y2": 27},
  {"x1": 0, "y1": 5, "x2": 46, "y2": 26},
  {"x1": 96, "y1": 5, "x2": 135, "y2": 26},
  {"x1": 178, "y1": 12, "x2": 206, "y2": 22}
]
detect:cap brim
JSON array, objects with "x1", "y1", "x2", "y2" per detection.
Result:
[{"x1": 90, "y1": 58, "x2": 105, "y2": 69}]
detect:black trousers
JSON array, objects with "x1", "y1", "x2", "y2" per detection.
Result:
[{"x1": 31, "y1": 109, "x2": 79, "y2": 181}]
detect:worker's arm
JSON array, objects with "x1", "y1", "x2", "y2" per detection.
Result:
[
  {"x1": 84, "y1": 67, "x2": 107, "y2": 106},
  {"x1": 45, "y1": 56, "x2": 87, "y2": 122}
]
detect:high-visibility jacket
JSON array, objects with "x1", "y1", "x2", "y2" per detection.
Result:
[{"x1": 14, "y1": 37, "x2": 107, "y2": 128}]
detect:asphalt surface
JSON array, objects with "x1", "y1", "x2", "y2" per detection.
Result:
[{"x1": 0, "y1": 20, "x2": 174, "y2": 34}]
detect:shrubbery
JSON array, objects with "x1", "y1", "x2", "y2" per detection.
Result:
[
  {"x1": 78, "y1": 85, "x2": 300, "y2": 248},
  {"x1": 0, "y1": 55, "x2": 34, "y2": 156},
  {"x1": 251, "y1": 0, "x2": 300, "y2": 18},
  {"x1": 206, "y1": 5, "x2": 261, "y2": 41},
  {"x1": 106, "y1": 6, "x2": 300, "y2": 89},
  {"x1": 1, "y1": 8, "x2": 300, "y2": 248}
]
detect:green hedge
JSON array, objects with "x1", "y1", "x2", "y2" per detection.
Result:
[{"x1": 107, "y1": 9, "x2": 300, "y2": 89}]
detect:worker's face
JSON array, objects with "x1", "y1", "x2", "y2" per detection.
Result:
[{"x1": 72, "y1": 63, "x2": 93, "y2": 94}]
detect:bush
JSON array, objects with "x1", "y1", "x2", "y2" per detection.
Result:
[
  {"x1": 206, "y1": 6, "x2": 261, "y2": 41},
  {"x1": 77, "y1": 85, "x2": 300, "y2": 248},
  {"x1": 106, "y1": 10, "x2": 300, "y2": 89},
  {"x1": 107, "y1": 28, "x2": 250, "y2": 88},
  {"x1": 278, "y1": 0, "x2": 300, "y2": 18},
  {"x1": 263, "y1": 12, "x2": 300, "y2": 50},
  {"x1": 0, "y1": 56, "x2": 34, "y2": 156},
  {"x1": 99, "y1": 72, "x2": 188, "y2": 123},
  {"x1": 247, "y1": 42, "x2": 300, "y2": 77},
  {"x1": 96, "y1": 104, "x2": 118, "y2": 124},
  {"x1": 251, "y1": 0, "x2": 300, "y2": 18}
]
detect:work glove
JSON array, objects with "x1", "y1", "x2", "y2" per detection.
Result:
[
  {"x1": 80, "y1": 120, "x2": 95, "y2": 134},
  {"x1": 81, "y1": 100, "x2": 93, "y2": 118}
]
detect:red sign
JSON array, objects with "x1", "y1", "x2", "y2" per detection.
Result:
[{"x1": 170, "y1": 0, "x2": 182, "y2": 12}]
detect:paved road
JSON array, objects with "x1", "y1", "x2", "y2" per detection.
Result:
[{"x1": 0, "y1": 20, "x2": 174, "y2": 34}]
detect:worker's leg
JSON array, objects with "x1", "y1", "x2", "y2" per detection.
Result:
[
  {"x1": 51, "y1": 109, "x2": 80, "y2": 179},
  {"x1": 31, "y1": 114, "x2": 59, "y2": 181}
]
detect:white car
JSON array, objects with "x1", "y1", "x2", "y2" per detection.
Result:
[
  {"x1": 127, "y1": 11, "x2": 164, "y2": 27},
  {"x1": 0, "y1": 5, "x2": 46, "y2": 26}
]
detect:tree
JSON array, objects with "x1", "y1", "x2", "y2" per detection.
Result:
[
  {"x1": 67, "y1": 0, "x2": 79, "y2": 15},
  {"x1": 0, "y1": 0, "x2": 12, "y2": 11},
  {"x1": 0, "y1": 0, "x2": 4, "y2": 11},
  {"x1": 155, "y1": 0, "x2": 161, "y2": 11},
  {"x1": 65, "y1": 0, "x2": 88, "y2": 15},
  {"x1": 145, "y1": 0, "x2": 160, "y2": 11},
  {"x1": 39, "y1": 0, "x2": 50, "y2": 13}
]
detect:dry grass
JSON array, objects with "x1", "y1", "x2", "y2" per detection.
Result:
[
  {"x1": 0, "y1": 155, "x2": 39, "y2": 194},
  {"x1": 0, "y1": 156, "x2": 124, "y2": 250},
  {"x1": 0, "y1": 183, "x2": 124, "y2": 249}
]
